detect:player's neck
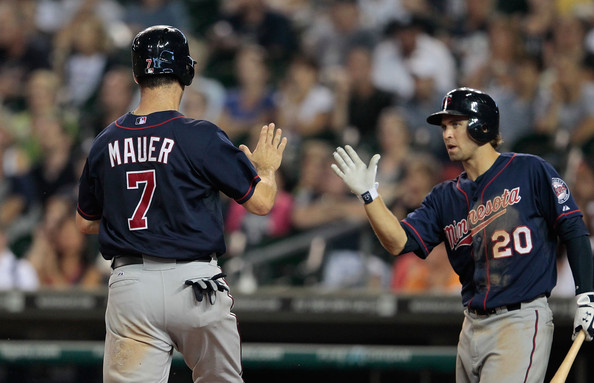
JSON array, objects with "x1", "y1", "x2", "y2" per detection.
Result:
[
  {"x1": 463, "y1": 146, "x2": 500, "y2": 181},
  {"x1": 133, "y1": 84, "x2": 184, "y2": 115}
]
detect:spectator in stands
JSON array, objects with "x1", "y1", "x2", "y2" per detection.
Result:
[
  {"x1": 122, "y1": 0, "x2": 191, "y2": 35},
  {"x1": 356, "y1": 0, "x2": 417, "y2": 31},
  {"x1": 567, "y1": 53, "x2": 594, "y2": 146},
  {"x1": 0, "y1": 1, "x2": 52, "y2": 112},
  {"x1": 489, "y1": 54, "x2": 542, "y2": 152},
  {"x1": 217, "y1": 44, "x2": 276, "y2": 145},
  {"x1": 389, "y1": 152, "x2": 442, "y2": 219},
  {"x1": 11, "y1": 69, "x2": 79, "y2": 164},
  {"x1": 225, "y1": 169, "x2": 294, "y2": 254},
  {"x1": 520, "y1": 0, "x2": 556, "y2": 59},
  {"x1": 291, "y1": 139, "x2": 366, "y2": 231},
  {"x1": 289, "y1": 140, "x2": 388, "y2": 290},
  {"x1": 207, "y1": 0, "x2": 298, "y2": 81},
  {"x1": 25, "y1": 194, "x2": 104, "y2": 289},
  {"x1": 34, "y1": 0, "x2": 125, "y2": 38},
  {"x1": 53, "y1": 13, "x2": 118, "y2": 112},
  {"x1": 300, "y1": 0, "x2": 378, "y2": 80},
  {"x1": 448, "y1": 0, "x2": 496, "y2": 83},
  {"x1": 541, "y1": 13, "x2": 586, "y2": 69},
  {"x1": 391, "y1": 243, "x2": 460, "y2": 294},
  {"x1": 532, "y1": 54, "x2": 594, "y2": 149},
  {"x1": 398, "y1": 59, "x2": 448, "y2": 160},
  {"x1": 373, "y1": 108, "x2": 411, "y2": 204},
  {"x1": 180, "y1": 37, "x2": 226, "y2": 123},
  {"x1": 0, "y1": 116, "x2": 39, "y2": 250},
  {"x1": 78, "y1": 66, "x2": 136, "y2": 147},
  {"x1": 462, "y1": 15, "x2": 524, "y2": 92},
  {"x1": 0, "y1": 227, "x2": 39, "y2": 291},
  {"x1": 329, "y1": 45, "x2": 395, "y2": 153},
  {"x1": 27, "y1": 115, "x2": 80, "y2": 208},
  {"x1": 275, "y1": 54, "x2": 335, "y2": 175},
  {"x1": 371, "y1": 16, "x2": 456, "y2": 103}
]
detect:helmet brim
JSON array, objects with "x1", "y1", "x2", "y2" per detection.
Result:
[{"x1": 426, "y1": 110, "x2": 468, "y2": 126}]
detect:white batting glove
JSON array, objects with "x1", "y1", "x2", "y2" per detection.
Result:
[
  {"x1": 331, "y1": 145, "x2": 381, "y2": 204},
  {"x1": 573, "y1": 292, "x2": 594, "y2": 341}
]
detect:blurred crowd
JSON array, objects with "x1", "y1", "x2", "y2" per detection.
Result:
[{"x1": 1, "y1": 0, "x2": 594, "y2": 297}]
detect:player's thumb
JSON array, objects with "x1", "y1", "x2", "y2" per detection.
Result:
[
  {"x1": 239, "y1": 144, "x2": 252, "y2": 158},
  {"x1": 369, "y1": 154, "x2": 381, "y2": 171}
]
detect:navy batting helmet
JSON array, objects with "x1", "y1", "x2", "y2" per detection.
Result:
[
  {"x1": 132, "y1": 25, "x2": 195, "y2": 86},
  {"x1": 426, "y1": 87, "x2": 499, "y2": 144}
]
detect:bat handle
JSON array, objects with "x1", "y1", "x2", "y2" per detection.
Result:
[{"x1": 550, "y1": 331, "x2": 586, "y2": 383}]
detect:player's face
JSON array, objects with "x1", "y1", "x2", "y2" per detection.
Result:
[{"x1": 441, "y1": 115, "x2": 479, "y2": 162}]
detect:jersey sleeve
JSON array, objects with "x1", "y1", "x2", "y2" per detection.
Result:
[
  {"x1": 200, "y1": 128, "x2": 260, "y2": 203},
  {"x1": 534, "y1": 158, "x2": 587, "y2": 241},
  {"x1": 77, "y1": 159, "x2": 102, "y2": 220},
  {"x1": 400, "y1": 190, "x2": 445, "y2": 259}
]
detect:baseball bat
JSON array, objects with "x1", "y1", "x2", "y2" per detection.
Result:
[{"x1": 549, "y1": 331, "x2": 585, "y2": 383}]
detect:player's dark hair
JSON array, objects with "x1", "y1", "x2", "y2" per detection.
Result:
[
  {"x1": 137, "y1": 74, "x2": 182, "y2": 89},
  {"x1": 490, "y1": 134, "x2": 503, "y2": 149}
]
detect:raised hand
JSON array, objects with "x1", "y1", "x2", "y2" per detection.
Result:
[
  {"x1": 331, "y1": 145, "x2": 380, "y2": 201},
  {"x1": 240, "y1": 123, "x2": 287, "y2": 173}
]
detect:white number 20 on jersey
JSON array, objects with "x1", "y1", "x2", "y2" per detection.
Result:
[{"x1": 491, "y1": 226, "x2": 533, "y2": 258}]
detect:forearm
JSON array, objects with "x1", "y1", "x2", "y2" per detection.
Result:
[
  {"x1": 565, "y1": 234, "x2": 594, "y2": 294},
  {"x1": 364, "y1": 196, "x2": 408, "y2": 256},
  {"x1": 243, "y1": 170, "x2": 277, "y2": 216},
  {"x1": 76, "y1": 213, "x2": 100, "y2": 234}
]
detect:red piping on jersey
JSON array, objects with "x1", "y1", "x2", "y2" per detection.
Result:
[
  {"x1": 236, "y1": 175, "x2": 260, "y2": 202},
  {"x1": 401, "y1": 220, "x2": 430, "y2": 255},
  {"x1": 456, "y1": 178, "x2": 470, "y2": 210},
  {"x1": 77, "y1": 204, "x2": 100, "y2": 219},
  {"x1": 522, "y1": 310, "x2": 539, "y2": 383},
  {"x1": 456, "y1": 176, "x2": 472, "y2": 306},
  {"x1": 115, "y1": 116, "x2": 185, "y2": 130},
  {"x1": 553, "y1": 209, "x2": 581, "y2": 229},
  {"x1": 480, "y1": 153, "x2": 516, "y2": 309}
]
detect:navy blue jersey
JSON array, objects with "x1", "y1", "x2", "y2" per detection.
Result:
[
  {"x1": 77, "y1": 111, "x2": 260, "y2": 260},
  {"x1": 401, "y1": 152, "x2": 587, "y2": 310}
]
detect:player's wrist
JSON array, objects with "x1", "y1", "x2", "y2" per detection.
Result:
[
  {"x1": 576, "y1": 292, "x2": 594, "y2": 304},
  {"x1": 357, "y1": 183, "x2": 379, "y2": 205}
]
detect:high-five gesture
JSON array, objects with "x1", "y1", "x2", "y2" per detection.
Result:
[
  {"x1": 240, "y1": 123, "x2": 287, "y2": 174},
  {"x1": 240, "y1": 123, "x2": 288, "y2": 215},
  {"x1": 331, "y1": 145, "x2": 381, "y2": 204}
]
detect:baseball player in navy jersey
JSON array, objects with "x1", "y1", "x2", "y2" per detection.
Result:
[
  {"x1": 76, "y1": 25, "x2": 286, "y2": 383},
  {"x1": 331, "y1": 87, "x2": 594, "y2": 382}
]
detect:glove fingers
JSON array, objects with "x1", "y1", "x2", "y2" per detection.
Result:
[
  {"x1": 332, "y1": 150, "x2": 349, "y2": 173},
  {"x1": 336, "y1": 146, "x2": 356, "y2": 168},
  {"x1": 344, "y1": 145, "x2": 364, "y2": 167},
  {"x1": 330, "y1": 163, "x2": 345, "y2": 179}
]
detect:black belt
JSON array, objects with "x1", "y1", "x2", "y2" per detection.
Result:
[
  {"x1": 468, "y1": 294, "x2": 546, "y2": 316},
  {"x1": 111, "y1": 254, "x2": 215, "y2": 270}
]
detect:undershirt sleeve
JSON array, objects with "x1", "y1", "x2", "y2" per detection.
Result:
[{"x1": 564, "y1": 234, "x2": 594, "y2": 294}]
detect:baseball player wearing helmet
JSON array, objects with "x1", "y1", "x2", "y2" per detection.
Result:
[
  {"x1": 76, "y1": 25, "x2": 286, "y2": 383},
  {"x1": 332, "y1": 87, "x2": 594, "y2": 382}
]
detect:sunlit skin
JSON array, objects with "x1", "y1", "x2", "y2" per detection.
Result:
[{"x1": 441, "y1": 115, "x2": 500, "y2": 181}]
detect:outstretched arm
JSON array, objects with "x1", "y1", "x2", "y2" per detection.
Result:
[
  {"x1": 240, "y1": 123, "x2": 287, "y2": 216},
  {"x1": 331, "y1": 145, "x2": 408, "y2": 255}
]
